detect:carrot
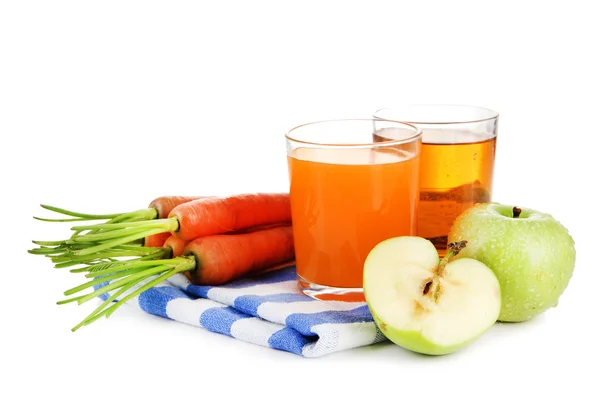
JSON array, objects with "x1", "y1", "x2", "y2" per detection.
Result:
[
  {"x1": 183, "y1": 225, "x2": 295, "y2": 285},
  {"x1": 147, "y1": 196, "x2": 205, "y2": 220},
  {"x1": 143, "y1": 232, "x2": 172, "y2": 248},
  {"x1": 143, "y1": 196, "x2": 205, "y2": 247},
  {"x1": 58, "y1": 225, "x2": 295, "y2": 331},
  {"x1": 163, "y1": 235, "x2": 189, "y2": 257},
  {"x1": 63, "y1": 192, "x2": 292, "y2": 258},
  {"x1": 60, "y1": 225, "x2": 284, "y2": 272},
  {"x1": 152, "y1": 225, "x2": 286, "y2": 258},
  {"x1": 172, "y1": 194, "x2": 292, "y2": 240}
]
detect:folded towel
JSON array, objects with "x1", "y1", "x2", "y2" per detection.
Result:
[{"x1": 97, "y1": 265, "x2": 387, "y2": 357}]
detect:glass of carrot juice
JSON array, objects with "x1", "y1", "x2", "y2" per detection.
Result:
[
  {"x1": 285, "y1": 119, "x2": 422, "y2": 302},
  {"x1": 374, "y1": 105, "x2": 499, "y2": 258}
]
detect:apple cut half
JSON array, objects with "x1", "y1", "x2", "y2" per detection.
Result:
[{"x1": 363, "y1": 236, "x2": 501, "y2": 355}]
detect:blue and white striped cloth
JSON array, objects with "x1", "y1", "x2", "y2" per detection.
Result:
[{"x1": 98, "y1": 266, "x2": 387, "y2": 357}]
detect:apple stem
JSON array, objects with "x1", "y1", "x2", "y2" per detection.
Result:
[
  {"x1": 438, "y1": 240, "x2": 468, "y2": 275},
  {"x1": 448, "y1": 240, "x2": 468, "y2": 254},
  {"x1": 513, "y1": 206, "x2": 522, "y2": 218},
  {"x1": 430, "y1": 240, "x2": 469, "y2": 302}
]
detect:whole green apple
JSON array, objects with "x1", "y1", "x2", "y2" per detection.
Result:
[{"x1": 448, "y1": 203, "x2": 576, "y2": 322}]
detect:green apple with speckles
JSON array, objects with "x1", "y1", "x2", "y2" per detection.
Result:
[
  {"x1": 448, "y1": 203, "x2": 576, "y2": 322},
  {"x1": 363, "y1": 236, "x2": 501, "y2": 355}
]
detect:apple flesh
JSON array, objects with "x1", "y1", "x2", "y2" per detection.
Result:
[
  {"x1": 363, "y1": 236, "x2": 501, "y2": 355},
  {"x1": 448, "y1": 203, "x2": 576, "y2": 322}
]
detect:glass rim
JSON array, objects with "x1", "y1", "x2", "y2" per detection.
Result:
[
  {"x1": 373, "y1": 104, "x2": 499, "y2": 125},
  {"x1": 285, "y1": 118, "x2": 423, "y2": 148}
]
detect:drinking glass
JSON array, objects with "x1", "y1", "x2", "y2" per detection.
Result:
[
  {"x1": 374, "y1": 105, "x2": 499, "y2": 257},
  {"x1": 286, "y1": 119, "x2": 422, "y2": 301}
]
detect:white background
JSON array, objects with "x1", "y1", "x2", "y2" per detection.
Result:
[{"x1": 2, "y1": 1, "x2": 598, "y2": 410}]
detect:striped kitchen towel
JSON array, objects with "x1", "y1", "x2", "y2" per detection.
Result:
[{"x1": 97, "y1": 265, "x2": 387, "y2": 357}]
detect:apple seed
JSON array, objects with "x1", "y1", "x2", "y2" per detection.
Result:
[{"x1": 422, "y1": 280, "x2": 433, "y2": 295}]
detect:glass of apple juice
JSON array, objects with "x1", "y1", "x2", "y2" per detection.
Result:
[
  {"x1": 285, "y1": 119, "x2": 422, "y2": 302},
  {"x1": 374, "y1": 105, "x2": 499, "y2": 258}
]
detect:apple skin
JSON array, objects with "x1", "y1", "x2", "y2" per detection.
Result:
[
  {"x1": 369, "y1": 310, "x2": 487, "y2": 356},
  {"x1": 448, "y1": 203, "x2": 576, "y2": 322}
]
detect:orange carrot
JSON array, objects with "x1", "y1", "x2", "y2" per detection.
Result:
[
  {"x1": 147, "y1": 196, "x2": 205, "y2": 219},
  {"x1": 143, "y1": 196, "x2": 205, "y2": 247},
  {"x1": 161, "y1": 223, "x2": 285, "y2": 257},
  {"x1": 143, "y1": 232, "x2": 172, "y2": 248},
  {"x1": 172, "y1": 193, "x2": 291, "y2": 240},
  {"x1": 68, "y1": 192, "x2": 292, "y2": 257},
  {"x1": 163, "y1": 235, "x2": 189, "y2": 257},
  {"x1": 183, "y1": 225, "x2": 295, "y2": 285}
]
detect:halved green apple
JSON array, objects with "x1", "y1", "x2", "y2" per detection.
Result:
[{"x1": 363, "y1": 236, "x2": 501, "y2": 355}]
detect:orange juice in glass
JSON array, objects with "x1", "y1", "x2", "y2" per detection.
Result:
[{"x1": 286, "y1": 119, "x2": 422, "y2": 302}]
